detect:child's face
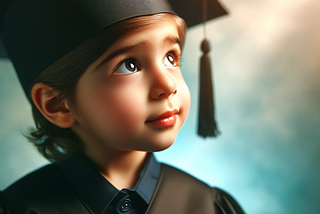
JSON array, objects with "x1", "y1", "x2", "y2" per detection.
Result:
[{"x1": 71, "y1": 20, "x2": 190, "y2": 153}]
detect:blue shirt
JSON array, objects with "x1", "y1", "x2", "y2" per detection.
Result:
[{"x1": 58, "y1": 153, "x2": 161, "y2": 214}]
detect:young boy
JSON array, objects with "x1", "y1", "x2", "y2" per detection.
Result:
[{"x1": 0, "y1": 0, "x2": 244, "y2": 213}]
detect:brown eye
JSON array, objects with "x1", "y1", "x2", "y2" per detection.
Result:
[
  {"x1": 115, "y1": 59, "x2": 140, "y2": 74},
  {"x1": 163, "y1": 54, "x2": 175, "y2": 67},
  {"x1": 125, "y1": 60, "x2": 137, "y2": 72}
]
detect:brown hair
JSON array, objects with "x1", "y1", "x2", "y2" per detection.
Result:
[{"x1": 28, "y1": 13, "x2": 186, "y2": 163}]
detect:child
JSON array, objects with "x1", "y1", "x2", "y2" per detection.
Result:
[{"x1": 0, "y1": 0, "x2": 244, "y2": 213}]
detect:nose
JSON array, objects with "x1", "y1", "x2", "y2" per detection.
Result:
[{"x1": 150, "y1": 66, "x2": 177, "y2": 99}]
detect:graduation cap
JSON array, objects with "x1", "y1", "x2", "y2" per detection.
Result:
[{"x1": 0, "y1": 0, "x2": 227, "y2": 138}]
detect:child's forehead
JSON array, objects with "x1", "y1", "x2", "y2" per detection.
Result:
[
  {"x1": 113, "y1": 20, "x2": 179, "y2": 44},
  {"x1": 92, "y1": 21, "x2": 181, "y2": 68}
]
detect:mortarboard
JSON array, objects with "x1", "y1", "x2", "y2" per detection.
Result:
[{"x1": 0, "y1": 0, "x2": 227, "y2": 138}]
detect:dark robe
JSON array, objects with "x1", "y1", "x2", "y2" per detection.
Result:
[{"x1": 0, "y1": 163, "x2": 244, "y2": 214}]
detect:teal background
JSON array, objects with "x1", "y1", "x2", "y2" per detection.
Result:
[{"x1": 1, "y1": 0, "x2": 320, "y2": 213}]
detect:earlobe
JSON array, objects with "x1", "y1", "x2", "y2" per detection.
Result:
[{"x1": 31, "y1": 83, "x2": 76, "y2": 128}]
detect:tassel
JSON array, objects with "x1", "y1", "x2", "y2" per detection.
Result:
[{"x1": 198, "y1": 38, "x2": 219, "y2": 138}]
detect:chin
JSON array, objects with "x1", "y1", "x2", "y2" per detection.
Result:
[
  {"x1": 146, "y1": 134, "x2": 177, "y2": 152},
  {"x1": 126, "y1": 135, "x2": 176, "y2": 152},
  {"x1": 151, "y1": 142, "x2": 174, "y2": 152}
]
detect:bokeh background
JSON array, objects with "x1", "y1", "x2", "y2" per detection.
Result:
[{"x1": 1, "y1": 0, "x2": 319, "y2": 213}]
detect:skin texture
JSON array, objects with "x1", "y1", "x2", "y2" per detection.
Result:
[{"x1": 32, "y1": 20, "x2": 191, "y2": 189}]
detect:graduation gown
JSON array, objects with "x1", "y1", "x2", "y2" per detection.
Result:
[{"x1": 0, "y1": 163, "x2": 244, "y2": 214}]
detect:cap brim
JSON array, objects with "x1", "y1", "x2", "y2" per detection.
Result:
[
  {"x1": 0, "y1": 39, "x2": 8, "y2": 58},
  {"x1": 168, "y1": 0, "x2": 228, "y2": 28}
]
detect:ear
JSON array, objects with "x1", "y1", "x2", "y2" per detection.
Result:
[{"x1": 31, "y1": 83, "x2": 76, "y2": 128}]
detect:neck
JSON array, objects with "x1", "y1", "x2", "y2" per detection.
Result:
[{"x1": 85, "y1": 146, "x2": 148, "y2": 190}]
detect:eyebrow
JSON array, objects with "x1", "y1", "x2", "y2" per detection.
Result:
[
  {"x1": 162, "y1": 36, "x2": 181, "y2": 48},
  {"x1": 97, "y1": 36, "x2": 181, "y2": 68},
  {"x1": 96, "y1": 45, "x2": 140, "y2": 69}
]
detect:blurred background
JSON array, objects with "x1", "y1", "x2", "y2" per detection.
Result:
[{"x1": 1, "y1": 0, "x2": 319, "y2": 213}]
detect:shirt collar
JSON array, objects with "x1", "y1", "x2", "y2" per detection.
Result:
[{"x1": 58, "y1": 152, "x2": 160, "y2": 214}]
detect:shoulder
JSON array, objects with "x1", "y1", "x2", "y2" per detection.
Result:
[
  {"x1": 158, "y1": 164, "x2": 245, "y2": 213},
  {"x1": 2, "y1": 164, "x2": 89, "y2": 214},
  {"x1": 160, "y1": 164, "x2": 208, "y2": 187},
  {"x1": 3, "y1": 164, "x2": 61, "y2": 197},
  {"x1": 1, "y1": 165, "x2": 56, "y2": 213},
  {"x1": 2, "y1": 164, "x2": 62, "y2": 212},
  {"x1": 211, "y1": 187, "x2": 245, "y2": 214},
  {"x1": 0, "y1": 190, "x2": 10, "y2": 214}
]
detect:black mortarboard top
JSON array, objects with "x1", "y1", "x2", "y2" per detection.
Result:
[{"x1": 0, "y1": 0, "x2": 227, "y2": 138}]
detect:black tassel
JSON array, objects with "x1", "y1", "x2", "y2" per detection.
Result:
[{"x1": 198, "y1": 38, "x2": 219, "y2": 138}]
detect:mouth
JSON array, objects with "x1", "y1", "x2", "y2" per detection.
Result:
[{"x1": 146, "y1": 109, "x2": 179, "y2": 128}]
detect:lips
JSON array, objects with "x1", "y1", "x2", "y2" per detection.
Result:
[{"x1": 146, "y1": 109, "x2": 179, "y2": 128}]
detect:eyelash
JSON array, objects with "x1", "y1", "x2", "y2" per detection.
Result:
[
  {"x1": 114, "y1": 57, "x2": 137, "y2": 70},
  {"x1": 167, "y1": 49, "x2": 181, "y2": 66}
]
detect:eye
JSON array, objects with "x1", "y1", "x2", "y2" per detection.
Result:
[
  {"x1": 163, "y1": 54, "x2": 176, "y2": 67},
  {"x1": 114, "y1": 59, "x2": 140, "y2": 74}
]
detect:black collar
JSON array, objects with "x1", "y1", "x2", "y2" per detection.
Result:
[{"x1": 58, "y1": 153, "x2": 160, "y2": 214}]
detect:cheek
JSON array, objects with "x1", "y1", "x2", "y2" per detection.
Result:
[
  {"x1": 93, "y1": 82, "x2": 147, "y2": 132},
  {"x1": 176, "y1": 75, "x2": 191, "y2": 116},
  {"x1": 180, "y1": 83, "x2": 191, "y2": 122},
  {"x1": 106, "y1": 93, "x2": 145, "y2": 127}
]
